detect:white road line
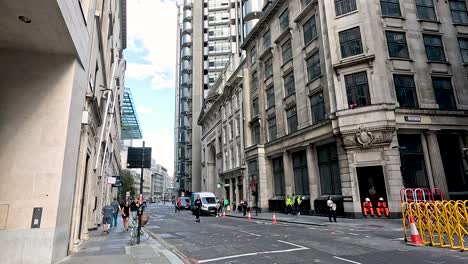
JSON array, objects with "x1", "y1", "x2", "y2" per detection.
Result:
[
  {"x1": 197, "y1": 240, "x2": 309, "y2": 263},
  {"x1": 333, "y1": 256, "x2": 362, "y2": 264},
  {"x1": 238, "y1": 230, "x2": 261, "y2": 237},
  {"x1": 348, "y1": 233, "x2": 359, "y2": 236},
  {"x1": 277, "y1": 240, "x2": 308, "y2": 249}
]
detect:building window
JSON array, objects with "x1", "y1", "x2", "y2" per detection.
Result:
[
  {"x1": 248, "y1": 159, "x2": 259, "y2": 185},
  {"x1": 284, "y1": 71, "x2": 295, "y2": 96},
  {"x1": 339, "y1": 27, "x2": 363, "y2": 58},
  {"x1": 251, "y1": 123, "x2": 260, "y2": 145},
  {"x1": 459, "y1": 38, "x2": 468, "y2": 63},
  {"x1": 279, "y1": 9, "x2": 289, "y2": 32},
  {"x1": 286, "y1": 106, "x2": 298, "y2": 133},
  {"x1": 236, "y1": 117, "x2": 241, "y2": 135},
  {"x1": 423, "y1": 35, "x2": 446, "y2": 62},
  {"x1": 303, "y1": 16, "x2": 318, "y2": 45},
  {"x1": 432, "y1": 77, "x2": 456, "y2": 110},
  {"x1": 268, "y1": 116, "x2": 277, "y2": 141},
  {"x1": 281, "y1": 40, "x2": 292, "y2": 64},
  {"x1": 251, "y1": 46, "x2": 257, "y2": 64},
  {"x1": 335, "y1": 0, "x2": 357, "y2": 16},
  {"x1": 317, "y1": 142, "x2": 341, "y2": 195},
  {"x1": 292, "y1": 151, "x2": 310, "y2": 195},
  {"x1": 306, "y1": 51, "x2": 321, "y2": 81},
  {"x1": 449, "y1": 0, "x2": 468, "y2": 24},
  {"x1": 394, "y1": 75, "x2": 418, "y2": 108},
  {"x1": 380, "y1": 0, "x2": 401, "y2": 17},
  {"x1": 252, "y1": 97, "x2": 259, "y2": 117},
  {"x1": 272, "y1": 157, "x2": 285, "y2": 196},
  {"x1": 229, "y1": 121, "x2": 234, "y2": 140},
  {"x1": 386, "y1": 31, "x2": 409, "y2": 59},
  {"x1": 415, "y1": 0, "x2": 437, "y2": 21},
  {"x1": 251, "y1": 71, "x2": 258, "y2": 92},
  {"x1": 310, "y1": 92, "x2": 326, "y2": 124},
  {"x1": 266, "y1": 86, "x2": 275, "y2": 109},
  {"x1": 265, "y1": 57, "x2": 273, "y2": 79},
  {"x1": 223, "y1": 126, "x2": 227, "y2": 143},
  {"x1": 398, "y1": 134, "x2": 429, "y2": 188},
  {"x1": 263, "y1": 30, "x2": 271, "y2": 50},
  {"x1": 345, "y1": 71, "x2": 370, "y2": 108}
]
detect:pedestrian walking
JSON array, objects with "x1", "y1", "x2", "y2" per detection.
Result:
[
  {"x1": 194, "y1": 195, "x2": 202, "y2": 223},
  {"x1": 175, "y1": 197, "x2": 182, "y2": 213},
  {"x1": 120, "y1": 199, "x2": 131, "y2": 230},
  {"x1": 243, "y1": 200, "x2": 248, "y2": 216},
  {"x1": 110, "y1": 198, "x2": 120, "y2": 228},
  {"x1": 130, "y1": 199, "x2": 138, "y2": 222},
  {"x1": 296, "y1": 196, "x2": 302, "y2": 216},
  {"x1": 327, "y1": 196, "x2": 337, "y2": 223},
  {"x1": 218, "y1": 197, "x2": 224, "y2": 216},
  {"x1": 102, "y1": 202, "x2": 115, "y2": 233},
  {"x1": 223, "y1": 197, "x2": 229, "y2": 212}
]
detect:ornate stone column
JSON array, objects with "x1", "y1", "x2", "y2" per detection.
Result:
[
  {"x1": 283, "y1": 151, "x2": 293, "y2": 196},
  {"x1": 306, "y1": 144, "x2": 320, "y2": 212},
  {"x1": 425, "y1": 131, "x2": 449, "y2": 198}
]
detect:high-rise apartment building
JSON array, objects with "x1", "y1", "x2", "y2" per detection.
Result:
[{"x1": 175, "y1": 0, "x2": 244, "y2": 192}]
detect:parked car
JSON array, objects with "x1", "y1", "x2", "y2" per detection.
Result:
[
  {"x1": 180, "y1": 197, "x2": 191, "y2": 209},
  {"x1": 191, "y1": 192, "x2": 217, "y2": 215}
]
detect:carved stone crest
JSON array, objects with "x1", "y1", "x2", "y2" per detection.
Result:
[{"x1": 356, "y1": 127, "x2": 375, "y2": 147}]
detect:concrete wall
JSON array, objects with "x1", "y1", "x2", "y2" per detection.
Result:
[{"x1": 0, "y1": 50, "x2": 81, "y2": 264}]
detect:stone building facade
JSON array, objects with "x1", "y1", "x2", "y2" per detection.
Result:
[
  {"x1": 0, "y1": 0, "x2": 128, "y2": 263},
  {"x1": 199, "y1": 56, "x2": 247, "y2": 207},
  {"x1": 240, "y1": 0, "x2": 468, "y2": 217}
]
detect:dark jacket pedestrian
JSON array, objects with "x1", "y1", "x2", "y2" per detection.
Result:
[
  {"x1": 194, "y1": 196, "x2": 202, "y2": 222},
  {"x1": 243, "y1": 200, "x2": 248, "y2": 216},
  {"x1": 327, "y1": 196, "x2": 337, "y2": 223}
]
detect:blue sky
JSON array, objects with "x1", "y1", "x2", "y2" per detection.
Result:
[{"x1": 125, "y1": 0, "x2": 178, "y2": 176}]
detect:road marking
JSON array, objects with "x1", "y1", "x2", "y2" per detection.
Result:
[
  {"x1": 348, "y1": 233, "x2": 359, "y2": 236},
  {"x1": 333, "y1": 256, "x2": 362, "y2": 264},
  {"x1": 197, "y1": 240, "x2": 309, "y2": 263},
  {"x1": 238, "y1": 230, "x2": 261, "y2": 237},
  {"x1": 276, "y1": 240, "x2": 307, "y2": 249}
]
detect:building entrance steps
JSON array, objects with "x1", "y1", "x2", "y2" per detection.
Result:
[
  {"x1": 57, "y1": 215, "x2": 183, "y2": 264},
  {"x1": 226, "y1": 211, "x2": 403, "y2": 230}
]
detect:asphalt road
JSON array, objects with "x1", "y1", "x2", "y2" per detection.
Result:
[{"x1": 144, "y1": 203, "x2": 467, "y2": 264}]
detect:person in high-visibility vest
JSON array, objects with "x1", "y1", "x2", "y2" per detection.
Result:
[
  {"x1": 362, "y1": 198, "x2": 374, "y2": 217},
  {"x1": 376, "y1": 197, "x2": 389, "y2": 217},
  {"x1": 296, "y1": 196, "x2": 302, "y2": 215},
  {"x1": 285, "y1": 195, "x2": 292, "y2": 214}
]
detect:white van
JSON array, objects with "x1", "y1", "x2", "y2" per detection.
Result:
[{"x1": 191, "y1": 192, "x2": 217, "y2": 215}]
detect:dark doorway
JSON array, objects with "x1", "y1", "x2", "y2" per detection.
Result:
[
  {"x1": 438, "y1": 134, "x2": 468, "y2": 200},
  {"x1": 357, "y1": 166, "x2": 388, "y2": 208},
  {"x1": 78, "y1": 154, "x2": 90, "y2": 240}
]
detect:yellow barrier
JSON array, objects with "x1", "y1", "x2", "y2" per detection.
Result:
[{"x1": 401, "y1": 200, "x2": 468, "y2": 251}]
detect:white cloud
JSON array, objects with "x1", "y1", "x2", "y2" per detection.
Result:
[
  {"x1": 137, "y1": 106, "x2": 153, "y2": 114},
  {"x1": 126, "y1": 0, "x2": 178, "y2": 90}
]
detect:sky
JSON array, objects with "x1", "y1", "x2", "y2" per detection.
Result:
[{"x1": 125, "y1": 0, "x2": 178, "y2": 176}]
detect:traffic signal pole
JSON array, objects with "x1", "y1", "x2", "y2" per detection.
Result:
[{"x1": 137, "y1": 141, "x2": 145, "y2": 244}]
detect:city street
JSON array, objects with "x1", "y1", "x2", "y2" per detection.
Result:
[{"x1": 145, "y1": 204, "x2": 467, "y2": 264}]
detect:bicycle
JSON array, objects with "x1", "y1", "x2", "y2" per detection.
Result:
[{"x1": 129, "y1": 217, "x2": 150, "y2": 245}]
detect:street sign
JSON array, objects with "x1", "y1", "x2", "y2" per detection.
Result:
[
  {"x1": 126, "y1": 147, "x2": 152, "y2": 168},
  {"x1": 112, "y1": 176, "x2": 121, "y2": 187},
  {"x1": 107, "y1": 177, "x2": 116, "y2": 184}
]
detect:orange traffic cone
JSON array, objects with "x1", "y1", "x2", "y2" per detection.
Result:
[
  {"x1": 247, "y1": 211, "x2": 251, "y2": 221},
  {"x1": 407, "y1": 217, "x2": 424, "y2": 246},
  {"x1": 272, "y1": 211, "x2": 277, "y2": 224},
  {"x1": 222, "y1": 210, "x2": 226, "y2": 218}
]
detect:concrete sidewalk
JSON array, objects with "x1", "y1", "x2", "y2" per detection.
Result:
[
  {"x1": 57, "y1": 219, "x2": 183, "y2": 264},
  {"x1": 226, "y1": 210, "x2": 403, "y2": 230}
]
